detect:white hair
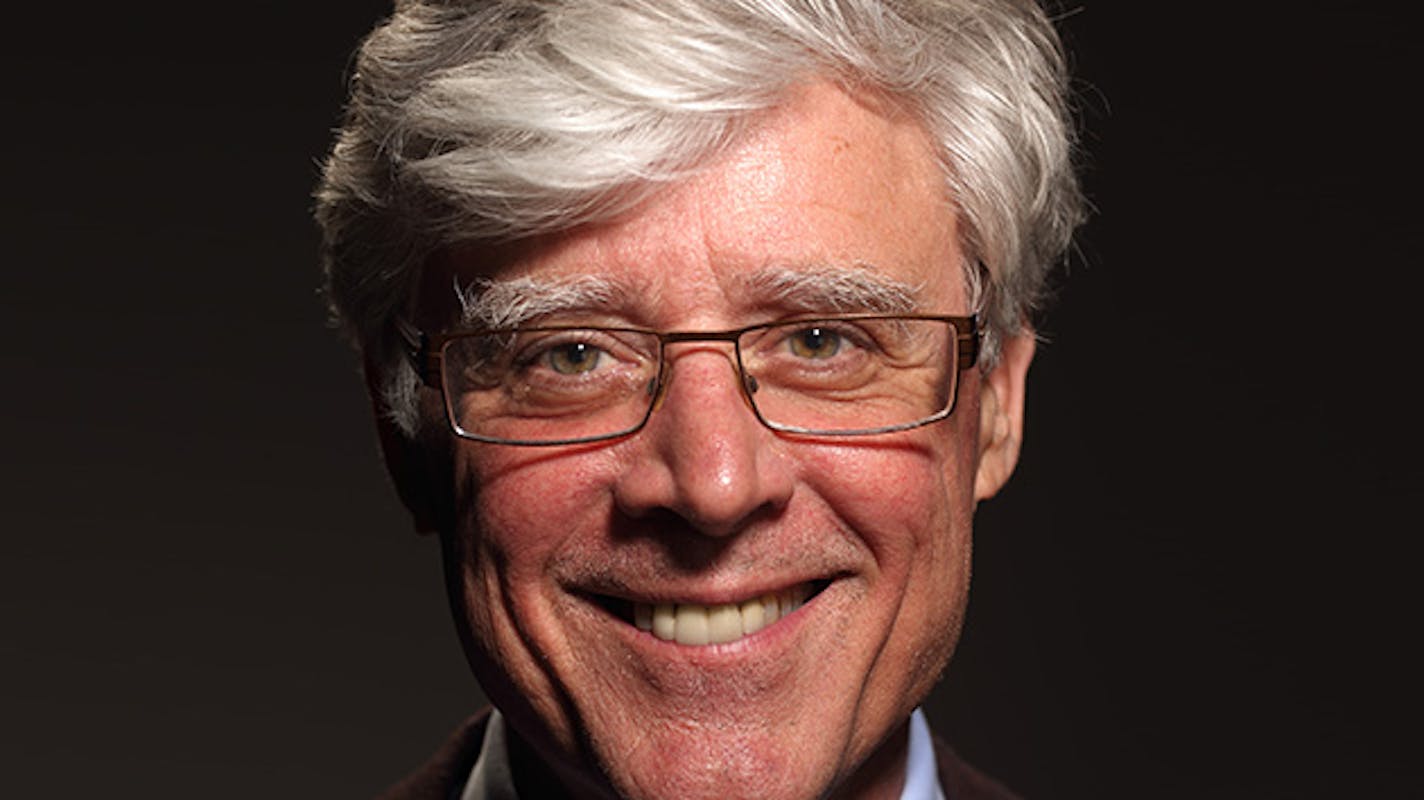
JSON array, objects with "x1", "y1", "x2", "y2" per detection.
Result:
[{"x1": 316, "y1": 0, "x2": 1085, "y2": 436}]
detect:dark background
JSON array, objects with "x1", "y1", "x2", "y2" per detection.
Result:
[{"x1": 5, "y1": 3, "x2": 1417, "y2": 797}]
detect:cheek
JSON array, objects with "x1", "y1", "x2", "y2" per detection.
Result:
[
  {"x1": 452, "y1": 449, "x2": 615, "y2": 573},
  {"x1": 443, "y1": 450, "x2": 622, "y2": 748},
  {"x1": 442, "y1": 448, "x2": 617, "y2": 681},
  {"x1": 798, "y1": 424, "x2": 978, "y2": 567},
  {"x1": 792, "y1": 432, "x2": 977, "y2": 740}
]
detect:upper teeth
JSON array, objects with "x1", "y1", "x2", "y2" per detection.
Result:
[{"x1": 632, "y1": 585, "x2": 811, "y2": 646}]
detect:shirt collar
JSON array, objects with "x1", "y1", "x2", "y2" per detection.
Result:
[{"x1": 902, "y1": 707, "x2": 947, "y2": 800}]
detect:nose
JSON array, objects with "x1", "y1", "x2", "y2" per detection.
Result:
[{"x1": 612, "y1": 344, "x2": 793, "y2": 538}]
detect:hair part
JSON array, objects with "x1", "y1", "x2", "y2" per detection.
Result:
[{"x1": 316, "y1": 0, "x2": 1085, "y2": 437}]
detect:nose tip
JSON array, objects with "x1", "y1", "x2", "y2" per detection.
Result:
[{"x1": 613, "y1": 348, "x2": 792, "y2": 538}]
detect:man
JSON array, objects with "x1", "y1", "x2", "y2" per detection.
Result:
[{"x1": 315, "y1": 1, "x2": 1083, "y2": 798}]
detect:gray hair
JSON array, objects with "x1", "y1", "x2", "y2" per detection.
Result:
[{"x1": 315, "y1": 0, "x2": 1085, "y2": 435}]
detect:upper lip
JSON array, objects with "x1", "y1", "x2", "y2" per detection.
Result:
[{"x1": 570, "y1": 575, "x2": 839, "y2": 607}]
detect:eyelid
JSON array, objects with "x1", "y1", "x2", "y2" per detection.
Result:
[
  {"x1": 742, "y1": 321, "x2": 864, "y2": 361},
  {"x1": 779, "y1": 319, "x2": 879, "y2": 349},
  {"x1": 511, "y1": 328, "x2": 657, "y2": 363}
]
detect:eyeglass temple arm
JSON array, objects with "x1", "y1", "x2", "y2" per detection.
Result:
[
  {"x1": 957, "y1": 316, "x2": 980, "y2": 370},
  {"x1": 394, "y1": 317, "x2": 443, "y2": 386}
]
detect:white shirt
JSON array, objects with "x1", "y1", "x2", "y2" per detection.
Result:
[{"x1": 904, "y1": 707, "x2": 948, "y2": 800}]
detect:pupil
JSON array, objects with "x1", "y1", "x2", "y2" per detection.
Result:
[
  {"x1": 552, "y1": 342, "x2": 598, "y2": 373},
  {"x1": 795, "y1": 328, "x2": 837, "y2": 357}
]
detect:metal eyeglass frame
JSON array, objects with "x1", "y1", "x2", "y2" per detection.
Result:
[{"x1": 395, "y1": 313, "x2": 980, "y2": 446}]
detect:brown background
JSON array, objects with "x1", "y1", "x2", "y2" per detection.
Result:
[{"x1": 4, "y1": 2, "x2": 1417, "y2": 797}]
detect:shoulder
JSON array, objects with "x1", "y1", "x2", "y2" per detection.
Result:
[
  {"x1": 932, "y1": 734, "x2": 1022, "y2": 800},
  {"x1": 375, "y1": 710, "x2": 492, "y2": 800}
]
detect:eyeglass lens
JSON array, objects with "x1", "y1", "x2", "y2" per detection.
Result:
[{"x1": 439, "y1": 318, "x2": 961, "y2": 445}]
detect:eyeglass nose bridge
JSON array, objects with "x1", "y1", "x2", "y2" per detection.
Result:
[{"x1": 646, "y1": 330, "x2": 760, "y2": 418}]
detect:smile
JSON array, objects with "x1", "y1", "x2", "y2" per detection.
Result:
[{"x1": 609, "y1": 581, "x2": 826, "y2": 646}]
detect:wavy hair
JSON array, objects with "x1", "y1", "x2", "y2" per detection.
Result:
[{"x1": 315, "y1": 0, "x2": 1085, "y2": 435}]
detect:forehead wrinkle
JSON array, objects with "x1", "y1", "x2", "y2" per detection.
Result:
[
  {"x1": 455, "y1": 274, "x2": 639, "y2": 328},
  {"x1": 738, "y1": 265, "x2": 923, "y2": 315}
]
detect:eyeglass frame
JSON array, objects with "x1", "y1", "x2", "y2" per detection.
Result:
[{"x1": 395, "y1": 313, "x2": 981, "y2": 446}]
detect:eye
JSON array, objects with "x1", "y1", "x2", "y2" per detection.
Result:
[
  {"x1": 546, "y1": 341, "x2": 604, "y2": 374},
  {"x1": 788, "y1": 326, "x2": 842, "y2": 359}
]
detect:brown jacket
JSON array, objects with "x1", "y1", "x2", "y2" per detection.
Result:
[{"x1": 377, "y1": 709, "x2": 1020, "y2": 800}]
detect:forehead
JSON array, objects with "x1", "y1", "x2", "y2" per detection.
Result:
[{"x1": 426, "y1": 81, "x2": 965, "y2": 324}]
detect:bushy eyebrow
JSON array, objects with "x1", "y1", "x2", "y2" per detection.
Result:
[
  {"x1": 453, "y1": 264, "x2": 919, "y2": 329},
  {"x1": 455, "y1": 275, "x2": 627, "y2": 328},
  {"x1": 739, "y1": 265, "x2": 921, "y2": 315}
]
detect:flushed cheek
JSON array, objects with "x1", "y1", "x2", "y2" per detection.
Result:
[
  {"x1": 795, "y1": 440, "x2": 975, "y2": 712},
  {"x1": 450, "y1": 447, "x2": 631, "y2": 620},
  {"x1": 445, "y1": 451, "x2": 619, "y2": 750},
  {"x1": 800, "y1": 441, "x2": 967, "y2": 563},
  {"x1": 458, "y1": 445, "x2": 618, "y2": 535}
]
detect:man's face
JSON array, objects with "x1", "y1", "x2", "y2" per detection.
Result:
[{"x1": 396, "y1": 81, "x2": 1030, "y2": 800}]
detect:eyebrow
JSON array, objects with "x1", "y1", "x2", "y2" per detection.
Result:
[
  {"x1": 739, "y1": 265, "x2": 922, "y2": 315},
  {"x1": 453, "y1": 264, "x2": 921, "y2": 329},
  {"x1": 455, "y1": 275, "x2": 627, "y2": 328}
]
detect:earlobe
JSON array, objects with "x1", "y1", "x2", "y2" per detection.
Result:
[{"x1": 973, "y1": 332, "x2": 1035, "y2": 501}]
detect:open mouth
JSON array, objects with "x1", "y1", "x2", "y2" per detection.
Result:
[{"x1": 593, "y1": 580, "x2": 831, "y2": 646}]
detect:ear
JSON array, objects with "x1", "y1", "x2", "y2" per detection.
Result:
[
  {"x1": 363, "y1": 357, "x2": 448, "y2": 535},
  {"x1": 973, "y1": 331, "x2": 1036, "y2": 501}
]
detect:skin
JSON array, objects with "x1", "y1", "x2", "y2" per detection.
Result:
[{"x1": 375, "y1": 80, "x2": 1035, "y2": 800}]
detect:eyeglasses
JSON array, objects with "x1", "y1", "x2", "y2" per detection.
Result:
[{"x1": 397, "y1": 314, "x2": 980, "y2": 446}]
